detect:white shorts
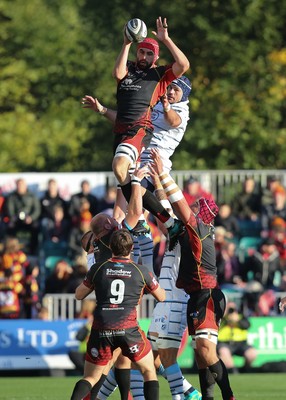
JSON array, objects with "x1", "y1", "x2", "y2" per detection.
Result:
[{"x1": 148, "y1": 301, "x2": 187, "y2": 349}]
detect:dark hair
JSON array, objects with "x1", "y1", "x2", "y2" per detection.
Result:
[{"x1": 109, "y1": 229, "x2": 133, "y2": 257}]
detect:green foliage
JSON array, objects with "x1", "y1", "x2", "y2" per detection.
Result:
[{"x1": 0, "y1": 0, "x2": 285, "y2": 171}]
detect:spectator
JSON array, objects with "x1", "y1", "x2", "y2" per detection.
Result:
[
  {"x1": 68, "y1": 213, "x2": 92, "y2": 261},
  {"x1": 0, "y1": 187, "x2": 6, "y2": 241},
  {"x1": 215, "y1": 203, "x2": 240, "y2": 240},
  {"x1": 242, "y1": 237, "x2": 281, "y2": 290},
  {"x1": 216, "y1": 241, "x2": 244, "y2": 289},
  {"x1": 69, "y1": 180, "x2": 98, "y2": 225},
  {"x1": 0, "y1": 252, "x2": 23, "y2": 319},
  {"x1": 40, "y1": 178, "x2": 68, "y2": 225},
  {"x1": 269, "y1": 217, "x2": 286, "y2": 269},
  {"x1": 217, "y1": 302, "x2": 257, "y2": 373},
  {"x1": 44, "y1": 259, "x2": 73, "y2": 294},
  {"x1": 41, "y1": 205, "x2": 71, "y2": 244},
  {"x1": 231, "y1": 177, "x2": 262, "y2": 222},
  {"x1": 97, "y1": 186, "x2": 117, "y2": 215},
  {"x1": 182, "y1": 175, "x2": 214, "y2": 206},
  {"x1": 66, "y1": 256, "x2": 88, "y2": 294},
  {"x1": 2, "y1": 236, "x2": 27, "y2": 283},
  {"x1": 20, "y1": 259, "x2": 40, "y2": 319},
  {"x1": 4, "y1": 178, "x2": 41, "y2": 254},
  {"x1": 261, "y1": 185, "x2": 286, "y2": 235},
  {"x1": 261, "y1": 175, "x2": 281, "y2": 208}
]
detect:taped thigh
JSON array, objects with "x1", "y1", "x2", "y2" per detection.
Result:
[{"x1": 114, "y1": 143, "x2": 138, "y2": 164}]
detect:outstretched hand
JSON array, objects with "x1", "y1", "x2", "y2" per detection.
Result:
[
  {"x1": 82, "y1": 95, "x2": 104, "y2": 113},
  {"x1": 132, "y1": 164, "x2": 150, "y2": 182},
  {"x1": 150, "y1": 148, "x2": 164, "y2": 175},
  {"x1": 152, "y1": 16, "x2": 169, "y2": 42}
]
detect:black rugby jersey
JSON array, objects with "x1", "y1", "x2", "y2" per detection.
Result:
[
  {"x1": 114, "y1": 61, "x2": 176, "y2": 134},
  {"x1": 83, "y1": 257, "x2": 158, "y2": 330},
  {"x1": 176, "y1": 218, "x2": 219, "y2": 293}
]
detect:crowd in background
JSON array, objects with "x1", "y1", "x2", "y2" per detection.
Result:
[{"x1": 0, "y1": 174, "x2": 286, "y2": 320}]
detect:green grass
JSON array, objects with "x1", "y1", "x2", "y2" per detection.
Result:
[{"x1": 0, "y1": 373, "x2": 284, "y2": 399}]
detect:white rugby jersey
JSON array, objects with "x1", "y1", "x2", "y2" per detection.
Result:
[
  {"x1": 140, "y1": 100, "x2": 190, "y2": 172},
  {"x1": 159, "y1": 244, "x2": 189, "y2": 303}
]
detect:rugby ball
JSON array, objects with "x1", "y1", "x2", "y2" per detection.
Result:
[{"x1": 125, "y1": 18, "x2": 147, "y2": 43}]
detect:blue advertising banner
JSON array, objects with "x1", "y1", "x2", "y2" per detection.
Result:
[
  {"x1": 1, "y1": 317, "x2": 286, "y2": 370},
  {"x1": 0, "y1": 319, "x2": 85, "y2": 370}
]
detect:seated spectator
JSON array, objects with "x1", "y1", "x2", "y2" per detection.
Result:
[
  {"x1": 20, "y1": 259, "x2": 40, "y2": 319},
  {"x1": 261, "y1": 175, "x2": 281, "y2": 208},
  {"x1": 215, "y1": 203, "x2": 240, "y2": 240},
  {"x1": 40, "y1": 178, "x2": 68, "y2": 225},
  {"x1": 182, "y1": 175, "x2": 214, "y2": 206},
  {"x1": 66, "y1": 256, "x2": 88, "y2": 293},
  {"x1": 68, "y1": 213, "x2": 92, "y2": 261},
  {"x1": 44, "y1": 259, "x2": 73, "y2": 294},
  {"x1": 97, "y1": 185, "x2": 117, "y2": 216},
  {"x1": 217, "y1": 302, "x2": 257, "y2": 373},
  {"x1": 2, "y1": 236, "x2": 27, "y2": 282},
  {"x1": 214, "y1": 226, "x2": 228, "y2": 254},
  {"x1": 41, "y1": 205, "x2": 71, "y2": 245},
  {"x1": 242, "y1": 237, "x2": 281, "y2": 290},
  {"x1": 68, "y1": 180, "x2": 98, "y2": 225},
  {"x1": 261, "y1": 185, "x2": 286, "y2": 236},
  {"x1": 0, "y1": 186, "x2": 6, "y2": 241},
  {"x1": 216, "y1": 241, "x2": 244, "y2": 289},
  {"x1": 231, "y1": 177, "x2": 262, "y2": 222},
  {"x1": 269, "y1": 217, "x2": 286, "y2": 269},
  {"x1": 0, "y1": 252, "x2": 23, "y2": 319},
  {"x1": 4, "y1": 178, "x2": 41, "y2": 254}
]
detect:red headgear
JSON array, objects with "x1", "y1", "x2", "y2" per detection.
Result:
[
  {"x1": 198, "y1": 198, "x2": 219, "y2": 225},
  {"x1": 137, "y1": 38, "x2": 160, "y2": 60}
]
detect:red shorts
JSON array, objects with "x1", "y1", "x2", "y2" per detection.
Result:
[
  {"x1": 85, "y1": 326, "x2": 152, "y2": 366},
  {"x1": 187, "y1": 288, "x2": 226, "y2": 336},
  {"x1": 113, "y1": 126, "x2": 153, "y2": 162}
]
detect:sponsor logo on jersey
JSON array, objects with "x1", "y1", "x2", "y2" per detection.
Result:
[
  {"x1": 100, "y1": 329, "x2": 125, "y2": 337},
  {"x1": 106, "y1": 268, "x2": 131, "y2": 277}
]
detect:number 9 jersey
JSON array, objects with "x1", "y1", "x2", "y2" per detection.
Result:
[{"x1": 83, "y1": 256, "x2": 159, "y2": 330}]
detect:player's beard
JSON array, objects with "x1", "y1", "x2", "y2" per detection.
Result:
[{"x1": 137, "y1": 60, "x2": 153, "y2": 70}]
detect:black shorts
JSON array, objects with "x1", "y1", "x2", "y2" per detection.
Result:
[
  {"x1": 187, "y1": 288, "x2": 226, "y2": 336},
  {"x1": 86, "y1": 326, "x2": 151, "y2": 366}
]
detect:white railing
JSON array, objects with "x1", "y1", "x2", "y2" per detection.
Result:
[{"x1": 42, "y1": 291, "x2": 285, "y2": 320}]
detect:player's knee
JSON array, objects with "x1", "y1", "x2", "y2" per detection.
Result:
[{"x1": 112, "y1": 157, "x2": 130, "y2": 184}]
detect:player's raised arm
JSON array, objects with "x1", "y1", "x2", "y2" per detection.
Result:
[
  {"x1": 81, "y1": 95, "x2": 117, "y2": 123},
  {"x1": 112, "y1": 25, "x2": 132, "y2": 81},
  {"x1": 152, "y1": 16, "x2": 190, "y2": 78}
]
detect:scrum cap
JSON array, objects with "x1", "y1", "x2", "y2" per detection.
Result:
[
  {"x1": 171, "y1": 76, "x2": 192, "y2": 102},
  {"x1": 198, "y1": 198, "x2": 219, "y2": 225},
  {"x1": 137, "y1": 38, "x2": 160, "y2": 60}
]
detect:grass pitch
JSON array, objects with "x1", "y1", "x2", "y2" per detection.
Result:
[{"x1": 0, "y1": 373, "x2": 284, "y2": 399}]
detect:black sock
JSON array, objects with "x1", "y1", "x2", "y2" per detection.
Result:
[
  {"x1": 121, "y1": 182, "x2": 132, "y2": 202},
  {"x1": 144, "y1": 380, "x2": 159, "y2": 400},
  {"x1": 208, "y1": 360, "x2": 234, "y2": 400},
  {"x1": 90, "y1": 374, "x2": 107, "y2": 400},
  {"x1": 142, "y1": 189, "x2": 171, "y2": 223},
  {"x1": 114, "y1": 368, "x2": 130, "y2": 400},
  {"x1": 70, "y1": 379, "x2": 92, "y2": 400},
  {"x1": 198, "y1": 368, "x2": 215, "y2": 400},
  {"x1": 121, "y1": 182, "x2": 171, "y2": 224}
]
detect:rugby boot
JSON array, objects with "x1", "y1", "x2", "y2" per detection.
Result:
[
  {"x1": 184, "y1": 389, "x2": 202, "y2": 400},
  {"x1": 130, "y1": 220, "x2": 151, "y2": 236}
]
